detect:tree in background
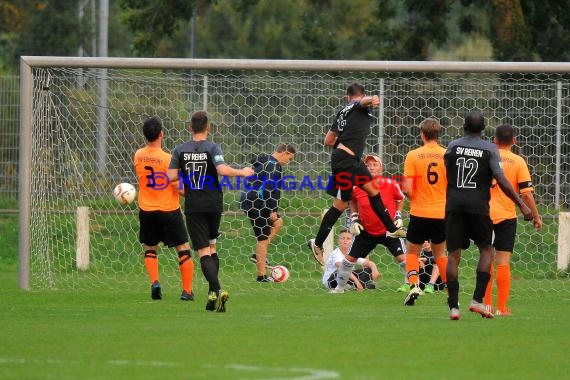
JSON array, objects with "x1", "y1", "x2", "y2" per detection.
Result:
[
  {"x1": 520, "y1": 0, "x2": 570, "y2": 62},
  {"x1": 15, "y1": 0, "x2": 83, "y2": 62},
  {"x1": 369, "y1": 0, "x2": 450, "y2": 60},
  {"x1": 119, "y1": 0, "x2": 197, "y2": 57},
  {"x1": 1, "y1": 0, "x2": 570, "y2": 70},
  {"x1": 0, "y1": 1, "x2": 31, "y2": 73}
]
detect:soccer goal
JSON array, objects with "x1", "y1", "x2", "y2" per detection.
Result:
[{"x1": 19, "y1": 57, "x2": 570, "y2": 296}]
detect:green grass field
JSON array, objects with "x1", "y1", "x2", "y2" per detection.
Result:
[{"x1": 1, "y1": 213, "x2": 570, "y2": 379}]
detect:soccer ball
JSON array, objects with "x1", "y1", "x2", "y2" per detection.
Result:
[
  {"x1": 270, "y1": 265, "x2": 290, "y2": 283},
  {"x1": 113, "y1": 183, "x2": 136, "y2": 205}
]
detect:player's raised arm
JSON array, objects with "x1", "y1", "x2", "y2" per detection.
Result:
[{"x1": 359, "y1": 95, "x2": 380, "y2": 108}]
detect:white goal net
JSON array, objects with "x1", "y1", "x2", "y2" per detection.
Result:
[{"x1": 19, "y1": 58, "x2": 570, "y2": 297}]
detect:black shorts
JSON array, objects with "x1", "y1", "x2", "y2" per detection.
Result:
[
  {"x1": 493, "y1": 218, "x2": 517, "y2": 252},
  {"x1": 348, "y1": 230, "x2": 405, "y2": 259},
  {"x1": 185, "y1": 212, "x2": 222, "y2": 250},
  {"x1": 445, "y1": 211, "x2": 493, "y2": 252},
  {"x1": 406, "y1": 216, "x2": 446, "y2": 245},
  {"x1": 326, "y1": 149, "x2": 372, "y2": 201},
  {"x1": 139, "y1": 209, "x2": 188, "y2": 248},
  {"x1": 244, "y1": 207, "x2": 273, "y2": 241}
]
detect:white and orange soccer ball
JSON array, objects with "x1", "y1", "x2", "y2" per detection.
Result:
[
  {"x1": 270, "y1": 265, "x2": 290, "y2": 283},
  {"x1": 113, "y1": 183, "x2": 136, "y2": 205}
]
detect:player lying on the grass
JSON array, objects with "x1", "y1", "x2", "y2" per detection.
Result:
[
  {"x1": 134, "y1": 117, "x2": 194, "y2": 301},
  {"x1": 483, "y1": 124, "x2": 542, "y2": 317},
  {"x1": 240, "y1": 143, "x2": 296, "y2": 282},
  {"x1": 322, "y1": 229, "x2": 380, "y2": 291},
  {"x1": 444, "y1": 111, "x2": 532, "y2": 320},
  {"x1": 308, "y1": 83, "x2": 406, "y2": 266}
]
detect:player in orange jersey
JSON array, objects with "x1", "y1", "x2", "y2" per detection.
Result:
[
  {"x1": 401, "y1": 118, "x2": 449, "y2": 306},
  {"x1": 134, "y1": 117, "x2": 194, "y2": 301},
  {"x1": 484, "y1": 124, "x2": 542, "y2": 316}
]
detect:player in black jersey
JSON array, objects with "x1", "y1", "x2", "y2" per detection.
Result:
[
  {"x1": 308, "y1": 83, "x2": 406, "y2": 265},
  {"x1": 168, "y1": 111, "x2": 254, "y2": 312},
  {"x1": 444, "y1": 111, "x2": 532, "y2": 320}
]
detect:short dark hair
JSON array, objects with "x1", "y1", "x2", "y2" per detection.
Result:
[
  {"x1": 495, "y1": 124, "x2": 515, "y2": 145},
  {"x1": 420, "y1": 118, "x2": 441, "y2": 141},
  {"x1": 190, "y1": 111, "x2": 209, "y2": 133},
  {"x1": 143, "y1": 117, "x2": 162, "y2": 142},
  {"x1": 464, "y1": 111, "x2": 485, "y2": 133},
  {"x1": 276, "y1": 143, "x2": 296, "y2": 154},
  {"x1": 346, "y1": 83, "x2": 365, "y2": 97}
]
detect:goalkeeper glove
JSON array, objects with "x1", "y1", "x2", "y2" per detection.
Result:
[
  {"x1": 349, "y1": 212, "x2": 364, "y2": 236},
  {"x1": 393, "y1": 211, "x2": 403, "y2": 229}
]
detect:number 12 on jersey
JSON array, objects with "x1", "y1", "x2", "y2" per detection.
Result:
[{"x1": 455, "y1": 157, "x2": 478, "y2": 188}]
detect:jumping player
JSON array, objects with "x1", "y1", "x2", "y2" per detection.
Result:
[{"x1": 308, "y1": 83, "x2": 405, "y2": 265}]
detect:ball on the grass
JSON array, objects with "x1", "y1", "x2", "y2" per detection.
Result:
[
  {"x1": 113, "y1": 183, "x2": 136, "y2": 205},
  {"x1": 270, "y1": 265, "x2": 290, "y2": 283}
]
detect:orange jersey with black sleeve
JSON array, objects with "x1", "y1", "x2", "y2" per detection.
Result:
[
  {"x1": 403, "y1": 142, "x2": 447, "y2": 219},
  {"x1": 489, "y1": 148, "x2": 534, "y2": 224},
  {"x1": 134, "y1": 146, "x2": 180, "y2": 212}
]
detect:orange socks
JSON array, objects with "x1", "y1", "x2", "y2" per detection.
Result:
[
  {"x1": 144, "y1": 250, "x2": 159, "y2": 283},
  {"x1": 496, "y1": 264, "x2": 511, "y2": 312},
  {"x1": 178, "y1": 250, "x2": 194, "y2": 293},
  {"x1": 405, "y1": 252, "x2": 420, "y2": 286},
  {"x1": 435, "y1": 256, "x2": 448, "y2": 284}
]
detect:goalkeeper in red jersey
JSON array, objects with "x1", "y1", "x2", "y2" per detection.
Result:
[{"x1": 329, "y1": 154, "x2": 406, "y2": 293}]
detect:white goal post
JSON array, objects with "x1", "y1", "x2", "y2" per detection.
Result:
[{"x1": 19, "y1": 57, "x2": 570, "y2": 295}]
